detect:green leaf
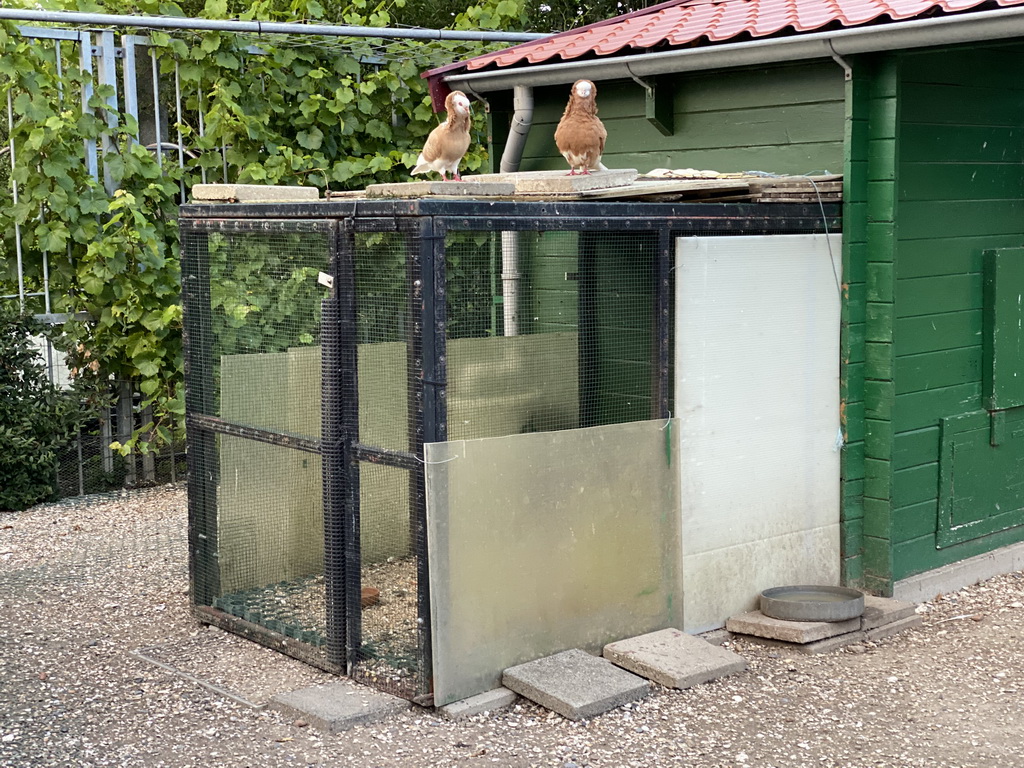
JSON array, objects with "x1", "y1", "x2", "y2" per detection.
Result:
[
  {"x1": 201, "y1": 34, "x2": 221, "y2": 54},
  {"x1": 215, "y1": 52, "x2": 240, "y2": 69},
  {"x1": 496, "y1": 0, "x2": 519, "y2": 17},
  {"x1": 136, "y1": 359, "x2": 160, "y2": 378},
  {"x1": 203, "y1": 0, "x2": 228, "y2": 17},
  {"x1": 296, "y1": 127, "x2": 324, "y2": 151}
]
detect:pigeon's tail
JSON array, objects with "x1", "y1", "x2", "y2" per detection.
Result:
[{"x1": 411, "y1": 153, "x2": 430, "y2": 175}]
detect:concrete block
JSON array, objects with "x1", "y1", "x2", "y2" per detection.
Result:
[
  {"x1": 603, "y1": 628, "x2": 747, "y2": 689},
  {"x1": 697, "y1": 628, "x2": 733, "y2": 647},
  {"x1": 726, "y1": 610, "x2": 861, "y2": 644},
  {"x1": 192, "y1": 184, "x2": 320, "y2": 203},
  {"x1": 502, "y1": 649, "x2": 649, "y2": 721},
  {"x1": 864, "y1": 614, "x2": 923, "y2": 642},
  {"x1": 439, "y1": 687, "x2": 517, "y2": 720},
  {"x1": 364, "y1": 180, "x2": 516, "y2": 197},
  {"x1": 740, "y1": 630, "x2": 866, "y2": 655},
  {"x1": 861, "y1": 595, "x2": 917, "y2": 631},
  {"x1": 269, "y1": 682, "x2": 409, "y2": 733}
]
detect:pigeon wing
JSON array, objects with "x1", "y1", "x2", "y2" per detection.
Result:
[{"x1": 412, "y1": 121, "x2": 449, "y2": 175}]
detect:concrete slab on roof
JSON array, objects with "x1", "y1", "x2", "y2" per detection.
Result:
[
  {"x1": 364, "y1": 179, "x2": 516, "y2": 197},
  {"x1": 365, "y1": 169, "x2": 637, "y2": 198},
  {"x1": 464, "y1": 168, "x2": 638, "y2": 193},
  {"x1": 192, "y1": 183, "x2": 320, "y2": 202}
]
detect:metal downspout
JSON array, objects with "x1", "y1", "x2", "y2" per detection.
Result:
[{"x1": 499, "y1": 86, "x2": 534, "y2": 337}]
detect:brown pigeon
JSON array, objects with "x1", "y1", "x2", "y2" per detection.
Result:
[
  {"x1": 554, "y1": 79, "x2": 607, "y2": 176},
  {"x1": 412, "y1": 90, "x2": 472, "y2": 181}
]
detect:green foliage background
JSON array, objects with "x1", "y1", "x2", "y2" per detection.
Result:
[
  {"x1": 0, "y1": 307, "x2": 79, "y2": 510},
  {"x1": 0, "y1": 0, "x2": 531, "y2": 454}
]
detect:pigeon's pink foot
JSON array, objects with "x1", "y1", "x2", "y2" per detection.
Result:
[
  {"x1": 581, "y1": 169, "x2": 592, "y2": 175},
  {"x1": 567, "y1": 169, "x2": 579, "y2": 176},
  {"x1": 453, "y1": 172, "x2": 462, "y2": 181}
]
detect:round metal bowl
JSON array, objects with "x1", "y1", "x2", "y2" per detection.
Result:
[{"x1": 760, "y1": 585, "x2": 865, "y2": 622}]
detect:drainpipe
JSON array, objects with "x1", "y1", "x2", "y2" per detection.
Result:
[
  {"x1": 499, "y1": 86, "x2": 534, "y2": 337},
  {"x1": 500, "y1": 85, "x2": 534, "y2": 173}
]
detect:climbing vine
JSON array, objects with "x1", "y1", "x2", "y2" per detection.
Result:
[{"x1": 0, "y1": 0, "x2": 525, "y2": 453}]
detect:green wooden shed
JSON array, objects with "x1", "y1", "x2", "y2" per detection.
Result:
[{"x1": 427, "y1": 0, "x2": 1024, "y2": 602}]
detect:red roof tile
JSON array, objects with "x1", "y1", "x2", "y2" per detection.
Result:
[{"x1": 436, "y1": 0, "x2": 1024, "y2": 75}]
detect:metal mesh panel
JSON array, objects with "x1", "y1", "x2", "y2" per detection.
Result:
[
  {"x1": 446, "y1": 230, "x2": 659, "y2": 440},
  {"x1": 182, "y1": 220, "x2": 332, "y2": 670},
  {"x1": 210, "y1": 435, "x2": 325, "y2": 641},
  {"x1": 346, "y1": 229, "x2": 430, "y2": 697},
  {"x1": 192, "y1": 224, "x2": 330, "y2": 434},
  {"x1": 352, "y1": 462, "x2": 425, "y2": 696},
  {"x1": 353, "y1": 231, "x2": 411, "y2": 452}
]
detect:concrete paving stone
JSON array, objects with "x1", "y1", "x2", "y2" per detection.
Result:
[
  {"x1": 726, "y1": 610, "x2": 861, "y2": 644},
  {"x1": 740, "y1": 630, "x2": 867, "y2": 655},
  {"x1": 192, "y1": 183, "x2": 319, "y2": 202},
  {"x1": 268, "y1": 682, "x2": 409, "y2": 733},
  {"x1": 439, "y1": 687, "x2": 518, "y2": 720},
  {"x1": 861, "y1": 595, "x2": 918, "y2": 631},
  {"x1": 697, "y1": 628, "x2": 733, "y2": 647},
  {"x1": 864, "y1": 614, "x2": 924, "y2": 642},
  {"x1": 603, "y1": 628, "x2": 747, "y2": 690},
  {"x1": 502, "y1": 649, "x2": 649, "y2": 721}
]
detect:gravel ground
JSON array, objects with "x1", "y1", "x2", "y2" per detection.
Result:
[{"x1": 2, "y1": 484, "x2": 1024, "y2": 768}]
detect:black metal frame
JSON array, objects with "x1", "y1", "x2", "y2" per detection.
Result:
[{"x1": 180, "y1": 198, "x2": 841, "y2": 698}]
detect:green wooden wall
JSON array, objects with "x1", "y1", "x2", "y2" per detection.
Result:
[
  {"x1": 491, "y1": 62, "x2": 846, "y2": 176},
  {"x1": 857, "y1": 44, "x2": 1024, "y2": 591},
  {"x1": 840, "y1": 60, "x2": 873, "y2": 590},
  {"x1": 893, "y1": 45, "x2": 1024, "y2": 581}
]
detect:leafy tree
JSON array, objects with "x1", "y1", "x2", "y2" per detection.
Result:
[{"x1": 0, "y1": 308, "x2": 79, "y2": 511}]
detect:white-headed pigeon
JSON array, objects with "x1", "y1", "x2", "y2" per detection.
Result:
[
  {"x1": 554, "y1": 79, "x2": 607, "y2": 176},
  {"x1": 412, "y1": 90, "x2": 472, "y2": 182}
]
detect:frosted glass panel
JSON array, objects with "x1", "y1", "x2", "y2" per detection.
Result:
[{"x1": 426, "y1": 420, "x2": 682, "y2": 706}]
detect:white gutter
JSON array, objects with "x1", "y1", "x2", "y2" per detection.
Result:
[{"x1": 443, "y1": 6, "x2": 1024, "y2": 91}]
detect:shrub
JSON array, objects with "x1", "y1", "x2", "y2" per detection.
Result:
[{"x1": 0, "y1": 307, "x2": 77, "y2": 511}]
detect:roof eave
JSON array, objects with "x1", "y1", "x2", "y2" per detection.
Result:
[{"x1": 438, "y1": 6, "x2": 1024, "y2": 93}]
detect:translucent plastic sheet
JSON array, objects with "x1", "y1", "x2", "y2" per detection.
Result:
[
  {"x1": 426, "y1": 419, "x2": 682, "y2": 706},
  {"x1": 675, "y1": 234, "x2": 842, "y2": 631}
]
